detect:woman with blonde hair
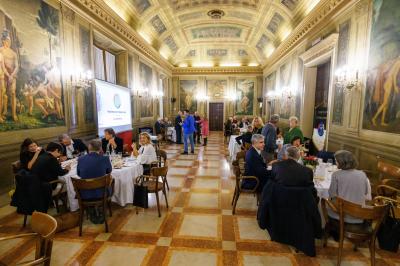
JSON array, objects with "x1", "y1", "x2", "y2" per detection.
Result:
[
  {"x1": 131, "y1": 132, "x2": 157, "y2": 174},
  {"x1": 252, "y1": 116, "x2": 264, "y2": 134},
  {"x1": 283, "y1": 116, "x2": 304, "y2": 144}
]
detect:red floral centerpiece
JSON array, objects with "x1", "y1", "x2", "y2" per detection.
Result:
[{"x1": 302, "y1": 156, "x2": 318, "y2": 168}]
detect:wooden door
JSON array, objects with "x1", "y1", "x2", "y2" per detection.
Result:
[{"x1": 209, "y1": 102, "x2": 224, "y2": 131}]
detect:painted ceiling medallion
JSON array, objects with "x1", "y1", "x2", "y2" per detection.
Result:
[{"x1": 207, "y1": 9, "x2": 225, "y2": 19}]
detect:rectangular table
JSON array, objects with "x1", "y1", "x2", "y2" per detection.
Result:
[{"x1": 60, "y1": 158, "x2": 143, "y2": 211}]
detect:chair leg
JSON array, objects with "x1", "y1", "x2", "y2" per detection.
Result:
[
  {"x1": 165, "y1": 177, "x2": 170, "y2": 191},
  {"x1": 337, "y1": 233, "x2": 344, "y2": 266},
  {"x1": 163, "y1": 187, "x2": 169, "y2": 209},
  {"x1": 79, "y1": 208, "x2": 84, "y2": 236},
  {"x1": 369, "y1": 238, "x2": 376, "y2": 266},
  {"x1": 103, "y1": 204, "x2": 109, "y2": 233},
  {"x1": 232, "y1": 191, "x2": 240, "y2": 215},
  {"x1": 61, "y1": 194, "x2": 68, "y2": 213},
  {"x1": 231, "y1": 187, "x2": 237, "y2": 205},
  {"x1": 155, "y1": 192, "x2": 161, "y2": 217},
  {"x1": 54, "y1": 197, "x2": 60, "y2": 213},
  {"x1": 108, "y1": 200, "x2": 112, "y2": 217},
  {"x1": 23, "y1": 215, "x2": 27, "y2": 227}
]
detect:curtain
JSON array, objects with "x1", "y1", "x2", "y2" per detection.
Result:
[
  {"x1": 105, "y1": 51, "x2": 116, "y2": 84},
  {"x1": 94, "y1": 46, "x2": 105, "y2": 80}
]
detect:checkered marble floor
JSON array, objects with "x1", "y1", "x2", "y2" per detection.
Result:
[{"x1": 0, "y1": 132, "x2": 399, "y2": 265}]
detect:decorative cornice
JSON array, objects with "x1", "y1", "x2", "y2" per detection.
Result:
[
  {"x1": 263, "y1": 0, "x2": 354, "y2": 69},
  {"x1": 64, "y1": 0, "x2": 173, "y2": 71},
  {"x1": 61, "y1": 3, "x2": 75, "y2": 24},
  {"x1": 172, "y1": 66, "x2": 263, "y2": 76},
  {"x1": 299, "y1": 33, "x2": 338, "y2": 65}
]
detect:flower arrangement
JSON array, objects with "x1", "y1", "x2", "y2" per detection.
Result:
[{"x1": 302, "y1": 156, "x2": 318, "y2": 168}]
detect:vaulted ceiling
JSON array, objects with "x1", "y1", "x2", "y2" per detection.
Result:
[{"x1": 103, "y1": 0, "x2": 320, "y2": 67}]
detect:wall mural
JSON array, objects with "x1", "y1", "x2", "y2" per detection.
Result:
[
  {"x1": 79, "y1": 25, "x2": 94, "y2": 123},
  {"x1": 265, "y1": 72, "x2": 276, "y2": 116},
  {"x1": 132, "y1": 0, "x2": 151, "y2": 14},
  {"x1": 150, "y1": 15, "x2": 166, "y2": 35},
  {"x1": 128, "y1": 55, "x2": 134, "y2": 119},
  {"x1": 179, "y1": 80, "x2": 197, "y2": 113},
  {"x1": 164, "y1": 35, "x2": 178, "y2": 54},
  {"x1": 206, "y1": 80, "x2": 226, "y2": 98},
  {"x1": 267, "y1": 13, "x2": 284, "y2": 34},
  {"x1": 332, "y1": 20, "x2": 350, "y2": 125},
  {"x1": 278, "y1": 60, "x2": 293, "y2": 119},
  {"x1": 191, "y1": 26, "x2": 242, "y2": 39},
  {"x1": 235, "y1": 79, "x2": 254, "y2": 116},
  {"x1": 0, "y1": 0, "x2": 65, "y2": 132},
  {"x1": 296, "y1": 58, "x2": 303, "y2": 119},
  {"x1": 363, "y1": 0, "x2": 400, "y2": 133},
  {"x1": 139, "y1": 62, "x2": 153, "y2": 118}
]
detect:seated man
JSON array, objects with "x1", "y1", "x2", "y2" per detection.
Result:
[
  {"x1": 31, "y1": 142, "x2": 70, "y2": 184},
  {"x1": 235, "y1": 125, "x2": 253, "y2": 149},
  {"x1": 276, "y1": 136, "x2": 304, "y2": 164},
  {"x1": 101, "y1": 128, "x2": 123, "y2": 154},
  {"x1": 242, "y1": 134, "x2": 270, "y2": 190},
  {"x1": 271, "y1": 146, "x2": 316, "y2": 195},
  {"x1": 58, "y1": 133, "x2": 88, "y2": 160},
  {"x1": 77, "y1": 139, "x2": 112, "y2": 199}
]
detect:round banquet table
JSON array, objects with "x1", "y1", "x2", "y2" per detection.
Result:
[{"x1": 60, "y1": 158, "x2": 143, "y2": 211}]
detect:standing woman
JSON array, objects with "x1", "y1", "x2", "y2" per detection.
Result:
[
  {"x1": 224, "y1": 117, "x2": 233, "y2": 143},
  {"x1": 201, "y1": 116, "x2": 209, "y2": 146},
  {"x1": 131, "y1": 132, "x2": 157, "y2": 175},
  {"x1": 283, "y1": 116, "x2": 304, "y2": 144},
  {"x1": 19, "y1": 138, "x2": 44, "y2": 170},
  {"x1": 252, "y1": 116, "x2": 264, "y2": 134}
]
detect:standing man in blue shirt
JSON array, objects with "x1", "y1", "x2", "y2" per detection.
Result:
[
  {"x1": 182, "y1": 109, "x2": 195, "y2": 154},
  {"x1": 261, "y1": 114, "x2": 280, "y2": 163}
]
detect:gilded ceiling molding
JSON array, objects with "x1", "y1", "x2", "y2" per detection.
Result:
[
  {"x1": 65, "y1": 0, "x2": 173, "y2": 71},
  {"x1": 264, "y1": 0, "x2": 354, "y2": 69},
  {"x1": 172, "y1": 66, "x2": 263, "y2": 76}
]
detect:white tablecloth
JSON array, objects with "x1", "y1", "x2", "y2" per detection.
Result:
[
  {"x1": 60, "y1": 159, "x2": 143, "y2": 211},
  {"x1": 228, "y1": 135, "x2": 241, "y2": 161},
  {"x1": 167, "y1": 127, "x2": 176, "y2": 142}
]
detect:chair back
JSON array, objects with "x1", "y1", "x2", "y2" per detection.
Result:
[
  {"x1": 71, "y1": 174, "x2": 112, "y2": 203},
  {"x1": 157, "y1": 149, "x2": 168, "y2": 167},
  {"x1": 377, "y1": 159, "x2": 400, "y2": 181},
  {"x1": 236, "y1": 151, "x2": 246, "y2": 172},
  {"x1": 243, "y1": 142, "x2": 251, "y2": 151},
  {"x1": 151, "y1": 166, "x2": 168, "y2": 177},
  {"x1": 31, "y1": 211, "x2": 57, "y2": 265},
  {"x1": 12, "y1": 160, "x2": 22, "y2": 174}
]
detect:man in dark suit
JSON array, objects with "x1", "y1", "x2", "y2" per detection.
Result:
[
  {"x1": 101, "y1": 128, "x2": 123, "y2": 154},
  {"x1": 175, "y1": 111, "x2": 183, "y2": 144},
  {"x1": 31, "y1": 142, "x2": 70, "y2": 184},
  {"x1": 235, "y1": 125, "x2": 253, "y2": 148},
  {"x1": 77, "y1": 139, "x2": 112, "y2": 199},
  {"x1": 58, "y1": 134, "x2": 88, "y2": 160},
  {"x1": 243, "y1": 134, "x2": 270, "y2": 191},
  {"x1": 271, "y1": 146, "x2": 316, "y2": 194}
]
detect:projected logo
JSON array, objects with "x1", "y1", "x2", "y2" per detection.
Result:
[{"x1": 113, "y1": 94, "x2": 122, "y2": 109}]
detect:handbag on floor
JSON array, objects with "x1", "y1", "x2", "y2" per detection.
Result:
[
  {"x1": 133, "y1": 175, "x2": 148, "y2": 209},
  {"x1": 377, "y1": 203, "x2": 400, "y2": 252}
]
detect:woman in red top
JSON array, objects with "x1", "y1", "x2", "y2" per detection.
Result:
[{"x1": 201, "y1": 117, "x2": 209, "y2": 146}]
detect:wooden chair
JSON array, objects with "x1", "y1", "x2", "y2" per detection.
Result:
[
  {"x1": 243, "y1": 142, "x2": 251, "y2": 152},
  {"x1": 156, "y1": 149, "x2": 168, "y2": 167},
  {"x1": 139, "y1": 167, "x2": 169, "y2": 217},
  {"x1": 231, "y1": 161, "x2": 259, "y2": 215},
  {"x1": 321, "y1": 198, "x2": 388, "y2": 266},
  {"x1": 0, "y1": 212, "x2": 57, "y2": 266},
  {"x1": 71, "y1": 174, "x2": 114, "y2": 236},
  {"x1": 376, "y1": 179, "x2": 400, "y2": 199},
  {"x1": 236, "y1": 150, "x2": 246, "y2": 174}
]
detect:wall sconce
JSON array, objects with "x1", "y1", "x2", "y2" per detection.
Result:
[
  {"x1": 151, "y1": 89, "x2": 164, "y2": 99},
  {"x1": 335, "y1": 65, "x2": 359, "y2": 92},
  {"x1": 170, "y1": 97, "x2": 176, "y2": 103}
]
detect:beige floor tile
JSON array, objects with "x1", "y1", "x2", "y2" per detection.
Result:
[
  {"x1": 235, "y1": 194, "x2": 258, "y2": 211},
  {"x1": 167, "y1": 177, "x2": 185, "y2": 188},
  {"x1": 192, "y1": 179, "x2": 220, "y2": 190},
  {"x1": 242, "y1": 254, "x2": 293, "y2": 266},
  {"x1": 168, "y1": 250, "x2": 217, "y2": 266},
  {"x1": 168, "y1": 167, "x2": 190, "y2": 176},
  {"x1": 178, "y1": 214, "x2": 219, "y2": 238},
  {"x1": 0, "y1": 205, "x2": 17, "y2": 220},
  {"x1": 121, "y1": 211, "x2": 165, "y2": 233},
  {"x1": 222, "y1": 241, "x2": 236, "y2": 251},
  {"x1": 188, "y1": 193, "x2": 219, "y2": 208},
  {"x1": 196, "y1": 168, "x2": 220, "y2": 176},
  {"x1": 95, "y1": 233, "x2": 112, "y2": 241},
  {"x1": 173, "y1": 160, "x2": 194, "y2": 167},
  {"x1": 157, "y1": 237, "x2": 172, "y2": 246},
  {"x1": 0, "y1": 236, "x2": 24, "y2": 258},
  {"x1": 237, "y1": 217, "x2": 270, "y2": 241},
  {"x1": 91, "y1": 244, "x2": 149, "y2": 266}
]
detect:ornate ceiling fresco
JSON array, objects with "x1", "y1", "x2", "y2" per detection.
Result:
[{"x1": 103, "y1": 0, "x2": 320, "y2": 67}]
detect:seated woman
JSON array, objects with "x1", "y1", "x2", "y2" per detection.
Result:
[
  {"x1": 19, "y1": 138, "x2": 44, "y2": 170},
  {"x1": 328, "y1": 150, "x2": 371, "y2": 223},
  {"x1": 131, "y1": 132, "x2": 157, "y2": 175}
]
